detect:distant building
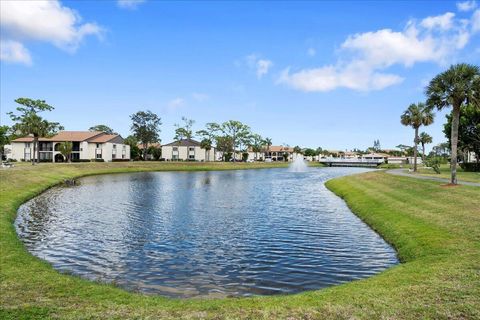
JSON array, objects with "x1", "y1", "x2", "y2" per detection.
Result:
[
  {"x1": 467, "y1": 151, "x2": 477, "y2": 163},
  {"x1": 264, "y1": 146, "x2": 297, "y2": 162},
  {"x1": 162, "y1": 139, "x2": 215, "y2": 161},
  {"x1": 9, "y1": 131, "x2": 130, "y2": 162}
]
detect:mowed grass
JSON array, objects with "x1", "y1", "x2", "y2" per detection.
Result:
[
  {"x1": 416, "y1": 164, "x2": 480, "y2": 183},
  {"x1": 1, "y1": 162, "x2": 479, "y2": 319}
]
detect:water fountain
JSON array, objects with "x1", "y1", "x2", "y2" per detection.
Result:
[{"x1": 289, "y1": 155, "x2": 308, "y2": 172}]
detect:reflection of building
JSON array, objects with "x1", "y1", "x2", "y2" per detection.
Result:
[
  {"x1": 161, "y1": 139, "x2": 215, "y2": 161},
  {"x1": 10, "y1": 131, "x2": 130, "y2": 162}
]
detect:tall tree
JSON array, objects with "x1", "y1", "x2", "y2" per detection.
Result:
[
  {"x1": 130, "y1": 110, "x2": 162, "y2": 160},
  {"x1": 220, "y1": 121, "x2": 251, "y2": 162},
  {"x1": 293, "y1": 145, "x2": 302, "y2": 155},
  {"x1": 57, "y1": 141, "x2": 73, "y2": 163},
  {"x1": 0, "y1": 125, "x2": 10, "y2": 161},
  {"x1": 197, "y1": 123, "x2": 218, "y2": 161},
  {"x1": 8, "y1": 98, "x2": 63, "y2": 165},
  {"x1": 443, "y1": 103, "x2": 480, "y2": 164},
  {"x1": 200, "y1": 138, "x2": 213, "y2": 161},
  {"x1": 426, "y1": 63, "x2": 480, "y2": 184},
  {"x1": 263, "y1": 137, "x2": 272, "y2": 160},
  {"x1": 216, "y1": 135, "x2": 233, "y2": 161},
  {"x1": 249, "y1": 133, "x2": 264, "y2": 161},
  {"x1": 418, "y1": 132, "x2": 433, "y2": 162},
  {"x1": 400, "y1": 102, "x2": 434, "y2": 172},
  {"x1": 174, "y1": 117, "x2": 195, "y2": 141},
  {"x1": 89, "y1": 124, "x2": 115, "y2": 134}
]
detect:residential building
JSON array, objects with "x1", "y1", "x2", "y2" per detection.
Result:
[
  {"x1": 9, "y1": 131, "x2": 130, "y2": 162},
  {"x1": 162, "y1": 139, "x2": 215, "y2": 161},
  {"x1": 264, "y1": 146, "x2": 297, "y2": 161}
]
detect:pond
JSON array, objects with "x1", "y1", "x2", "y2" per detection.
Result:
[{"x1": 15, "y1": 167, "x2": 398, "y2": 298}]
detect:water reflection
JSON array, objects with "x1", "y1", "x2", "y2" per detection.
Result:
[{"x1": 15, "y1": 167, "x2": 398, "y2": 298}]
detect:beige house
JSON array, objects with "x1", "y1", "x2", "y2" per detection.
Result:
[
  {"x1": 162, "y1": 139, "x2": 215, "y2": 161},
  {"x1": 10, "y1": 131, "x2": 130, "y2": 162}
]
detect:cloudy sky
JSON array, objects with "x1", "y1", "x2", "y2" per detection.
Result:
[{"x1": 1, "y1": 0, "x2": 479, "y2": 150}]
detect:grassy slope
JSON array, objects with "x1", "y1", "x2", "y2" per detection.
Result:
[{"x1": 1, "y1": 162, "x2": 479, "y2": 319}]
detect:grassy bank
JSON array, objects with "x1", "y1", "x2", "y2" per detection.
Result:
[{"x1": 1, "y1": 162, "x2": 479, "y2": 319}]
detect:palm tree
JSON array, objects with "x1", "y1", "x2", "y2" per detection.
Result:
[
  {"x1": 419, "y1": 132, "x2": 433, "y2": 162},
  {"x1": 426, "y1": 63, "x2": 480, "y2": 184},
  {"x1": 57, "y1": 141, "x2": 73, "y2": 163},
  {"x1": 400, "y1": 103, "x2": 434, "y2": 172},
  {"x1": 263, "y1": 137, "x2": 272, "y2": 160},
  {"x1": 200, "y1": 138, "x2": 212, "y2": 161}
]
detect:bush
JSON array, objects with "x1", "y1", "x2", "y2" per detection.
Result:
[
  {"x1": 39, "y1": 159, "x2": 53, "y2": 163},
  {"x1": 425, "y1": 157, "x2": 441, "y2": 174},
  {"x1": 112, "y1": 159, "x2": 130, "y2": 162},
  {"x1": 92, "y1": 159, "x2": 105, "y2": 162},
  {"x1": 71, "y1": 159, "x2": 90, "y2": 163},
  {"x1": 460, "y1": 162, "x2": 480, "y2": 172},
  {"x1": 7, "y1": 158, "x2": 17, "y2": 162}
]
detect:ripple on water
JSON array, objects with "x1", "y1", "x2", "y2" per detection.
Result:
[{"x1": 15, "y1": 167, "x2": 398, "y2": 298}]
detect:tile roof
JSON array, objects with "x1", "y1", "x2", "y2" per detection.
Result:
[
  {"x1": 87, "y1": 134, "x2": 120, "y2": 143},
  {"x1": 12, "y1": 131, "x2": 121, "y2": 143}
]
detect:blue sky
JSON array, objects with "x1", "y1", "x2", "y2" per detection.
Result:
[{"x1": 1, "y1": 0, "x2": 479, "y2": 151}]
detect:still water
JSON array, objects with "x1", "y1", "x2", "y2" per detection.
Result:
[{"x1": 15, "y1": 167, "x2": 397, "y2": 298}]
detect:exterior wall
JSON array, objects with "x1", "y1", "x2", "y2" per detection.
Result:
[
  {"x1": 10, "y1": 142, "x2": 31, "y2": 161},
  {"x1": 9, "y1": 141, "x2": 130, "y2": 162},
  {"x1": 162, "y1": 145, "x2": 215, "y2": 161}
]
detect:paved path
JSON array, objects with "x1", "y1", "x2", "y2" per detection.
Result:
[{"x1": 386, "y1": 169, "x2": 480, "y2": 187}]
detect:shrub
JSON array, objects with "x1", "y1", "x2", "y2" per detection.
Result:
[
  {"x1": 424, "y1": 157, "x2": 441, "y2": 174},
  {"x1": 112, "y1": 159, "x2": 130, "y2": 162},
  {"x1": 92, "y1": 159, "x2": 105, "y2": 162},
  {"x1": 7, "y1": 158, "x2": 17, "y2": 162},
  {"x1": 460, "y1": 162, "x2": 480, "y2": 172},
  {"x1": 71, "y1": 159, "x2": 90, "y2": 163}
]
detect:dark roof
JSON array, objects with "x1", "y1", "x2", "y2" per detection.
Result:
[{"x1": 163, "y1": 139, "x2": 201, "y2": 147}]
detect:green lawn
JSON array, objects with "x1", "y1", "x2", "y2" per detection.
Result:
[
  {"x1": 416, "y1": 164, "x2": 480, "y2": 183},
  {"x1": 1, "y1": 162, "x2": 479, "y2": 319}
]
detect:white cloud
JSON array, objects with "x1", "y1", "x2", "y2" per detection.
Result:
[
  {"x1": 168, "y1": 98, "x2": 185, "y2": 109},
  {"x1": 473, "y1": 9, "x2": 480, "y2": 32},
  {"x1": 192, "y1": 93, "x2": 209, "y2": 102},
  {"x1": 117, "y1": 0, "x2": 146, "y2": 10},
  {"x1": 457, "y1": 0, "x2": 477, "y2": 11},
  {"x1": 307, "y1": 48, "x2": 316, "y2": 56},
  {"x1": 278, "y1": 63, "x2": 404, "y2": 92},
  {"x1": 0, "y1": 40, "x2": 32, "y2": 65},
  {"x1": 421, "y1": 12, "x2": 455, "y2": 30},
  {"x1": 0, "y1": 0, "x2": 102, "y2": 65},
  {"x1": 244, "y1": 54, "x2": 273, "y2": 78},
  {"x1": 256, "y1": 59, "x2": 273, "y2": 78},
  {"x1": 279, "y1": 10, "x2": 477, "y2": 92}
]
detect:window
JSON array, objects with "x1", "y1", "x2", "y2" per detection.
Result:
[
  {"x1": 173, "y1": 147, "x2": 178, "y2": 151},
  {"x1": 96, "y1": 143, "x2": 100, "y2": 148},
  {"x1": 25, "y1": 143, "x2": 30, "y2": 148},
  {"x1": 96, "y1": 153, "x2": 102, "y2": 159},
  {"x1": 113, "y1": 144, "x2": 117, "y2": 149},
  {"x1": 189, "y1": 154, "x2": 195, "y2": 159},
  {"x1": 189, "y1": 147, "x2": 195, "y2": 151},
  {"x1": 112, "y1": 154, "x2": 116, "y2": 159}
]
